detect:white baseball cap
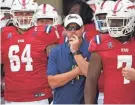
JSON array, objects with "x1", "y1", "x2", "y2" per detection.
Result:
[{"x1": 64, "y1": 14, "x2": 83, "y2": 27}]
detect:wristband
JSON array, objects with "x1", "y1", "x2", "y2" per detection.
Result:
[{"x1": 72, "y1": 50, "x2": 81, "y2": 56}]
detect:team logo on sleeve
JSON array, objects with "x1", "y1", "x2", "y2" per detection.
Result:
[
  {"x1": 7, "y1": 33, "x2": 12, "y2": 39},
  {"x1": 108, "y1": 42, "x2": 113, "y2": 48}
]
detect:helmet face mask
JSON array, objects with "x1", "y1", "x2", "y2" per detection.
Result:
[
  {"x1": 106, "y1": 0, "x2": 135, "y2": 38},
  {"x1": 95, "y1": 13, "x2": 108, "y2": 33},
  {"x1": 12, "y1": 11, "x2": 35, "y2": 30},
  {"x1": 11, "y1": 0, "x2": 38, "y2": 30},
  {"x1": 107, "y1": 17, "x2": 135, "y2": 37}
]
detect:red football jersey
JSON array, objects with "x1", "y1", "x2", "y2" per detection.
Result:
[
  {"x1": 56, "y1": 25, "x2": 64, "y2": 44},
  {"x1": 89, "y1": 35, "x2": 135, "y2": 104},
  {"x1": 1, "y1": 25, "x2": 59, "y2": 102},
  {"x1": 85, "y1": 23, "x2": 99, "y2": 42}
]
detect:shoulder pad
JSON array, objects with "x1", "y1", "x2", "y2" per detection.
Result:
[
  {"x1": 89, "y1": 34, "x2": 111, "y2": 52},
  {"x1": 1, "y1": 26, "x2": 16, "y2": 33},
  {"x1": 34, "y1": 25, "x2": 54, "y2": 34}
]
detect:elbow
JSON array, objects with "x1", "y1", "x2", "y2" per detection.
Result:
[
  {"x1": 47, "y1": 76, "x2": 60, "y2": 89},
  {"x1": 48, "y1": 83, "x2": 56, "y2": 89}
]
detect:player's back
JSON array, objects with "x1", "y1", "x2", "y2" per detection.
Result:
[
  {"x1": 89, "y1": 35, "x2": 135, "y2": 104},
  {"x1": 1, "y1": 25, "x2": 58, "y2": 101},
  {"x1": 85, "y1": 23, "x2": 99, "y2": 41}
]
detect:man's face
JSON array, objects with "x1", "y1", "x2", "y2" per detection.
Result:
[
  {"x1": 97, "y1": 13, "x2": 106, "y2": 20},
  {"x1": 108, "y1": 19, "x2": 124, "y2": 27},
  {"x1": 96, "y1": 13, "x2": 107, "y2": 27},
  {"x1": 37, "y1": 18, "x2": 53, "y2": 25},
  {"x1": 14, "y1": 11, "x2": 34, "y2": 25},
  {"x1": 64, "y1": 23, "x2": 84, "y2": 40}
]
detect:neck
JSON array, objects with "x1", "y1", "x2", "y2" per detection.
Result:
[
  {"x1": 114, "y1": 36, "x2": 131, "y2": 43},
  {"x1": 17, "y1": 28, "x2": 28, "y2": 34}
]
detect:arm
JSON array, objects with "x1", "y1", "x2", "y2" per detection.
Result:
[
  {"x1": 74, "y1": 54, "x2": 89, "y2": 77},
  {"x1": 48, "y1": 67, "x2": 81, "y2": 89},
  {"x1": 84, "y1": 52, "x2": 102, "y2": 104},
  {"x1": 47, "y1": 46, "x2": 81, "y2": 89}
]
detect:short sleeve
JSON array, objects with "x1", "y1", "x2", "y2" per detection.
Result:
[
  {"x1": 47, "y1": 47, "x2": 60, "y2": 75},
  {"x1": 88, "y1": 34, "x2": 112, "y2": 53},
  {"x1": 88, "y1": 35, "x2": 101, "y2": 52}
]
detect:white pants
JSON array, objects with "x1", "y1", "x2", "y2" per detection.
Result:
[
  {"x1": 1, "y1": 97, "x2": 5, "y2": 105},
  {"x1": 98, "y1": 92, "x2": 104, "y2": 105},
  {"x1": 5, "y1": 99, "x2": 49, "y2": 105}
]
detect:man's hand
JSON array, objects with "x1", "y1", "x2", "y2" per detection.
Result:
[
  {"x1": 74, "y1": 66, "x2": 83, "y2": 76},
  {"x1": 68, "y1": 35, "x2": 82, "y2": 53},
  {"x1": 122, "y1": 68, "x2": 135, "y2": 81}
]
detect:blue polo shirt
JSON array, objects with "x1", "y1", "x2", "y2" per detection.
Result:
[{"x1": 47, "y1": 39, "x2": 90, "y2": 104}]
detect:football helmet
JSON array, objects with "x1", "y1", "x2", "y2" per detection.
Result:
[
  {"x1": 0, "y1": 0, "x2": 14, "y2": 14},
  {"x1": 122, "y1": 0, "x2": 135, "y2": 4},
  {"x1": 86, "y1": 0, "x2": 103, "y2": 12},
  {"x1": 0, "y1": 0, "x2": 14, "y2": 28},
  {"x1": 106, "y1": 0, "x2": 135, "y2": 37},
  {"x1": 94, "y1": 0, "x2": 115, "y2": 33},
  {"x1": 35, "y1": 4, "x2": 59, "y2": 25},
  {"x1": 10, "y1": 0, "x2": 38, "y2": 30}
]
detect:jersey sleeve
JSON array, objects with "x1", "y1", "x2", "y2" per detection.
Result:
[
  {"x1": 88, "y1": 35, "x2": 102, "y2": 52},
  {"x1": 44, "y1": 25, "x2": 59, "y2": 45},
  {"x1": 1, "y1": 26, "x2": 16, "y2": 64},
  {"x1": 1, "y1": 31, "x2": 4, "y2": 64},
  {"x1": 47, "y1": 46, "x2": 60, "y2": 76},
  {"x1": 88, "y1": 34, "x2": 111, "y2": 52},
  {"x1": 36, "y1": 25, "x2": 59, "y2": 46},
  {"x1": 1, "y1": 27, "x2": 7, "y2": 64},
  {"x1": 57, "y1": 25, "x2": 65, "y2": 44}
]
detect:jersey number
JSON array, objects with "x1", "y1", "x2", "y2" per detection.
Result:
[
  {"x1": 117, "y1": 55, "x2": 132, "y2": 84},
  {"x1": 8, "y1": 44, "x2": 33, "y2": 72}
]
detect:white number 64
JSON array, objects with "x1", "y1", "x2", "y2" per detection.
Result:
[{"x1": 8, "y1": 44, "x2": 33, "y2": 72}]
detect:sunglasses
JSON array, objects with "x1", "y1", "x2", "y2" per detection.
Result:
[{"x1": 65, "y1": 25, "x2": 81, "y2": 31}]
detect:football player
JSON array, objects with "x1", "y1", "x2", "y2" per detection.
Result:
[
  {"x1": 93, "y1": 0, "x2": 115, "y2": 104},
  {"x1": 35, "y1": 4, "x2": 61, "y2": 26},
  {"x1": 0, "y1": 0, "x2": 14, "y2": 28},
  {"x1": 85, "y1": 0, "x2": 135, "y2": 104},
  {"x1": 1, "y1": 0, "x2": 59, "y2": 105},
  {"x1": 0, "y1": 0, "x2": 14, "y2": 104}
]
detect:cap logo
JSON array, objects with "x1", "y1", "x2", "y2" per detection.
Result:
[{"x1": 68, "y1": 15, "x2": 78, "y2": 20}]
